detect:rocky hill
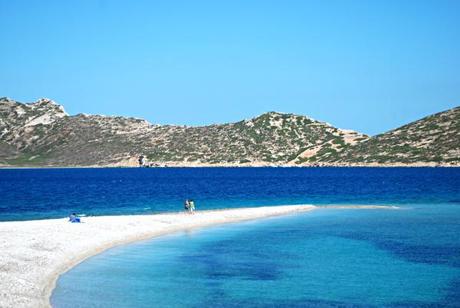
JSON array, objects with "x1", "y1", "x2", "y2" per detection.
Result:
[
  {"x1": 143, "y1": 112, "x2": 368, "y2": 165},
  {"x1": 319, "y1": 106, "x2": 460, "y2": 166},
  {"x1": 0, "y1": 97, "x2": 367, "y2": 167},
  {"x1": 0, "y1": 97, "x2": 458, "y2": 167}
]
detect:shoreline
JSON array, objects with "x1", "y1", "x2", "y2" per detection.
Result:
[
  {"x1": 1, "y1": 205, "x2": 315, "y2": 308},
  {"x1": 1, "y1": 164, "x2": 459, "y2": 169},
  {"x1": 0, "y1": 205, "x2": 398, "y2": 307}
]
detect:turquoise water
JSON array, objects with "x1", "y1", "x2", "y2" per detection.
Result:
[
  {"x1": 52, "y1": 203, "x2": 460, "y2": 307},
  {"x1": 2, "y1": 168, "x2": 458, "y2": 306}
]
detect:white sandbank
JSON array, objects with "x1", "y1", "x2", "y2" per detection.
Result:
[{"x1": 0, "y1": 205, "x2": 396, "y2": 308}]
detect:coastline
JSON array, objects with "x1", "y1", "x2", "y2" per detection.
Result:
[
  {"x1": 0, "y1": 205, "x2": 314, "y2": 308},
  {"x1": 0, "y1": 205, "x2": 398, "y2": 307},
  {"x1": 0, "y1": 163, "x2": 459, "y2": 169}
]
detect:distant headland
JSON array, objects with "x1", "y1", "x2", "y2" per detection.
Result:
[{"x1": 0, "y1": 97, "x2": 458, "y2": 168}]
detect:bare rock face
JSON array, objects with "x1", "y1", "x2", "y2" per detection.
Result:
[
  {"x1": 0, "y1": 98, "x2": 69, "y2": 163},
  {"x1": 0, "y1": 97, "x2": 67, "y2": 129},
  {"x1": 0, "y1": 97, "x2": 458, "y2": 167}
]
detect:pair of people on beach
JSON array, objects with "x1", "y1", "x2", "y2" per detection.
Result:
[{"x1": 184, "y1": 199, "x2": 195, "y2": 213}]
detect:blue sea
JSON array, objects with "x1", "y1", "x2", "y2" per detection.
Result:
[{"x1": 1, "y1": 167, "x2": 460, "y2": 307}]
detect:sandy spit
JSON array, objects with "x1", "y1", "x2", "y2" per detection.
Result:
[
  {"x1": 0, "y1": 204, "x2": 398, "y2": 307},
  {"x1": 0, "y1": 205, "x2": 316, "y2": 308}
]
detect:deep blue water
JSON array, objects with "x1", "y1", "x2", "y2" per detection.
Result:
[
  {"x1": 2, "y1": 168, "x2": 460, "y2": 306},
  {"x1": 0, "y1": 167, "x2": 459, "y2": 221}
]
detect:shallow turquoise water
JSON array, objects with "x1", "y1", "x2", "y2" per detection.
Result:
[{"x1": 52, "y1": 203, "x2": 460, "y2": 307}]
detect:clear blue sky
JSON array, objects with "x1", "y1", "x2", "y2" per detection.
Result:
[{"x1": 1, "y1": 0, "x2": 459, "y2": 135}]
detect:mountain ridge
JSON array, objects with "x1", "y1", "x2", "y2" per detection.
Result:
[{"x1": 0, "y1": 97, "x2": 458, "y2": 167}]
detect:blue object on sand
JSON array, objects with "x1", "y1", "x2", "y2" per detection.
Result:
[{"x1": 69, "y1": 214, "x2": 81, "y2": 223}]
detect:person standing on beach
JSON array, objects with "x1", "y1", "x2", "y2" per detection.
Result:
[
  {"x1": 184, "y1": 199, "x2": 190, "y2": 212},
  {"x1": 189, "y1": 200, "x2": 195, "y2": 213}
]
